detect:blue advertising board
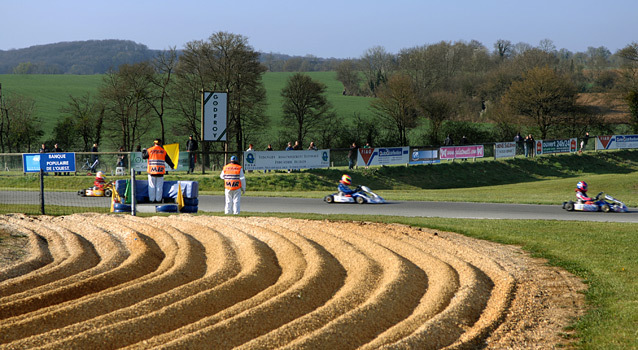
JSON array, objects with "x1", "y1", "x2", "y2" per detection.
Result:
[{"x1": 22, "y1": 153, "x2": 76, "y2": 173}]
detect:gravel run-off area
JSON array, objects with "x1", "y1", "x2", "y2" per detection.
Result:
[{"x1": 0, "y1": 214, "x2": 586, "y2": 349}]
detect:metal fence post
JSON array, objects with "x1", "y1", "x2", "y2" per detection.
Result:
[
  {"x1": 131, "y1": 168, "x2": 136, "y2": 216},
  {"x1": 39, "y1": 169, "x2": 45, "y2": 215}
]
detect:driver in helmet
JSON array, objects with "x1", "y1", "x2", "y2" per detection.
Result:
[
  {"x1": 338, "y1": 174, "x2": 357, "y2": 196},
  {"x1": 575, "y1": 181, "x2": 594, "y2": 203},
  {"x1": 94, "y1": 171, "x2": 106, "y2": 190}
]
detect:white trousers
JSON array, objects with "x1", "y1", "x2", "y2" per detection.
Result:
[
  {"x1": 224, "y1": 189, "x2": 242, "y2": 214},
  {"x1": 148, "y1": 175, "x2": 164, "y2": 202}
]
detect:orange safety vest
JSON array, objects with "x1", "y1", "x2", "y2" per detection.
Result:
[
  {"x1": 147, "y1": 145, "x2": 167, "y2": 175},
  {"x1": 222, "y1": 163, "x2": 242, "y2": 190}
]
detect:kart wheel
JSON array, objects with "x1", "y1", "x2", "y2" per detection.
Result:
[
  {"x1": 324, "y1": 195, "x2": 334, "y2": 203},
  {"x1": 564, "y1": 201, "x2": 574, "y2": 211},
  {"x1": 601, "y1": 204, "x2": 611, "y2": 213},
  {"x1": 77, "y1": 190, "x2": 84, "y2": 196},
  {"x1": 356, "y1": 196, "x2": 366, "y2": 204},
  {"x1": 104, "y1": 189, "x2": 112, "y2": 197}
]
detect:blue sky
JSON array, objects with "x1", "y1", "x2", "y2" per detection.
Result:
[{"x1": 2, "y1": 0, "x2": 636, "y2": 58}]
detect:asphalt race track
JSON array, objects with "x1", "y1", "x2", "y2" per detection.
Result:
[
  {"x1": 4, "y1": 191, "x2": 635, "y2": 223},
  {"x1": 203, "y1": 195, "x2": 638, "y2": 223}
]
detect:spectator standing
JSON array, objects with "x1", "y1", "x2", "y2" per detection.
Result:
[
  {"x1": 220, "y1": 155, "x2": 246, "y2": 215},
  {"x1": 90, "y1": 143, "x2": 99, "y2": 173},
  {"x1": 579, "y1": 132, "x2": 590, "y2": 153},
  {"x1": 293, "y1": 140, "x2": 302, "y2": 150},
  {"x1": 514, "y1": 132, "x2": 523, "y2": 155},
  {"x1": 245, "y1": 143, "x2": 254, "y2": 172},
  {"x1": 117, "y1": 146, "x2": 127, "y2": 169},
  {"x1": 39, "y1": 143, "x2": 48, "y2": 153},
  {"x1": 308, "y1": 141, "x2": 317, "y2": 150},
  {"x1": 524, "y1": 134, "x2": 535, "y2": 157},
  {"x1": 264, "y1": 144, "x2": 273, "y2": 173},
  {"x1": 285, "y1": 142, "x2": 293, "y2": 172},
  {"x1": 142, "y1": 139, "x2": 175, "y2": 203},
  {"x1": 53, "y1": 143, "x2": 63, "y2": 175},
  {"x1": 461, "y1": 135, "x2": 468, "y2": 145},
  {"x1": 186, "y1": 135, "x2": 198, "y2": 174},
  {"x1": 444, "y1": 134, "x2": 454, "y2": 146},
  {"x1": 348, "y1": 142, "x2": 358, "y2": 170}
]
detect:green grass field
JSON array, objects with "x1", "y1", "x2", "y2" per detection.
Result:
[{"x1": 0, "y1": 72, "x2": 372, "y2": 144}]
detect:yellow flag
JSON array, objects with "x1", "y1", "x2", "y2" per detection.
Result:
[
  {"x1": 110, "y1": 187, "x2": 116, "y2": 212},
  {"x1": 163, "y1": 143, "x2": 180, "y2": 170},
  {"x1": 177, "y1": 182, "x2": 185, "y2": 211}
]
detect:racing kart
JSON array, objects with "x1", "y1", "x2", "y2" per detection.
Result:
[
  {"x1": 78, "y1": 181, "x2": 114, "y2": 197},
  {"x1": 324, "y1": 185, "x2": 386, "y2": 204},
  {"x1": 563, "y1": 192, "x2": 628, "y2": 213}
]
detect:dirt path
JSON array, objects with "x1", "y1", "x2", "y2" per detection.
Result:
[{"x1": 0, "y1": 214, "x2": 586, "y2": 349}]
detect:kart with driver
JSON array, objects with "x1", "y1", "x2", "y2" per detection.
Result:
[
  {"x1": 563, "y1": 191, "x2": 628, "y2": 213},
  {"x1": 78, "y1": 180, "x2": 114, "y2": 197},
  {"x1": 324, "y1": 185, "x2": 386, "y2": 204}
]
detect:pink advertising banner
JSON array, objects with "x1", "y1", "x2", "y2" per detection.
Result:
[{"x1": 439, "y1": 145, "x2": 484, "y2": 159}]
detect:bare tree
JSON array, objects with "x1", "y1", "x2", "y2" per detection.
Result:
[
  {"x1": 59, "y1": 92, "x2": 104, "y2": 151},
  {"x1": 336, "y1": 59, "x2": 362, "y2": 96},
  {"x1": 100, "y1": 62, "x2": 154, "y2": 151},
  {"x1": 0, "y1": 93, "x2": 42, "y2": 152},
  {"x1": 360, "y1": 46, "x2": 395, "y2": 96},
  {"x1": 148, "y1": 47, "x2": 177, "y2": 144},
  {"x1": 502, "y1": 66, "x2": 579, "y2": 139},
  {"x1": 494, "y1": 39, "x2": 512, "y2": 60},
  {"x1": 281, "y1": 73, "x2": 332, "y2": 145},
  {"x1": 370, "y1": 74, "x2": 419, "y2": 146},
  {"x1": 417, "y1": 91, "x2": 459, "y2": 145},
  {"x1": 176, "y1": 32, "x2": 268, "y2": 153}
]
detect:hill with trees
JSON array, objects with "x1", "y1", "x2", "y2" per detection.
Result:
[{"x1": 0, "y1": 40, "x2": 160, "y2": 74}]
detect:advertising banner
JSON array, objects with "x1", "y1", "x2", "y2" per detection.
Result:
[
  {"x1": 22, "y1": 153, "x2": 76, "y2": 173},
  {"x1": 439, "y1": 145, "x2": 484, "y2": 160},
  {"x1": 358, "y1": 147, "x2": 410, "y2": 166},
  {"x1": 494, "y1": 142, "x2": 516, "y2": 159},
  {"x1": 596, "y1": 135, "x2": 638, "y2": 150},
  {"x1": 409, "y1": 148, "x2": 440, "y2": 165},
  {"x1": 243, "y1": 150, "x2": 330, "y2": 171},
  {"x1": 535, "y1": 138, "x2": 577, "y2": 155}
]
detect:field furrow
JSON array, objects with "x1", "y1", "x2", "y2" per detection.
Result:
[{"x1": 0, "y1": 214, "x2": 585, "y2": 350}]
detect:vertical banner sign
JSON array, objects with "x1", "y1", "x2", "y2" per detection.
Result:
[{"x1": 202, "y1": 91, "x2": 228, "y2": 141}]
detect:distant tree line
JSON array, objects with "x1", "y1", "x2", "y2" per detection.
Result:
[
  {"x1": 1, "y1": 35, "x2": 637, "y2": 159},
  {"x1": 0, "y1": 40, "x2": 342, "y2": 75}
]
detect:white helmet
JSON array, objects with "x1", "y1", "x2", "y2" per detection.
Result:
[{"x1": 96, "y1": 171, "x2": 104, "y2": 178}]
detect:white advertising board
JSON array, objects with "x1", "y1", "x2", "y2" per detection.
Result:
[
  {"x1": 357, "y1": 147, "x2": 410, "y2": 166},
  {"x1": 596, "y1": 135, "x2": 638, "y2": 150},
  {"x1": 494, "y1": 142, "x2": 516, "y2": 159},
  {"x1": 243, "y1": 150, "x2": 330, "y2": 171}
]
